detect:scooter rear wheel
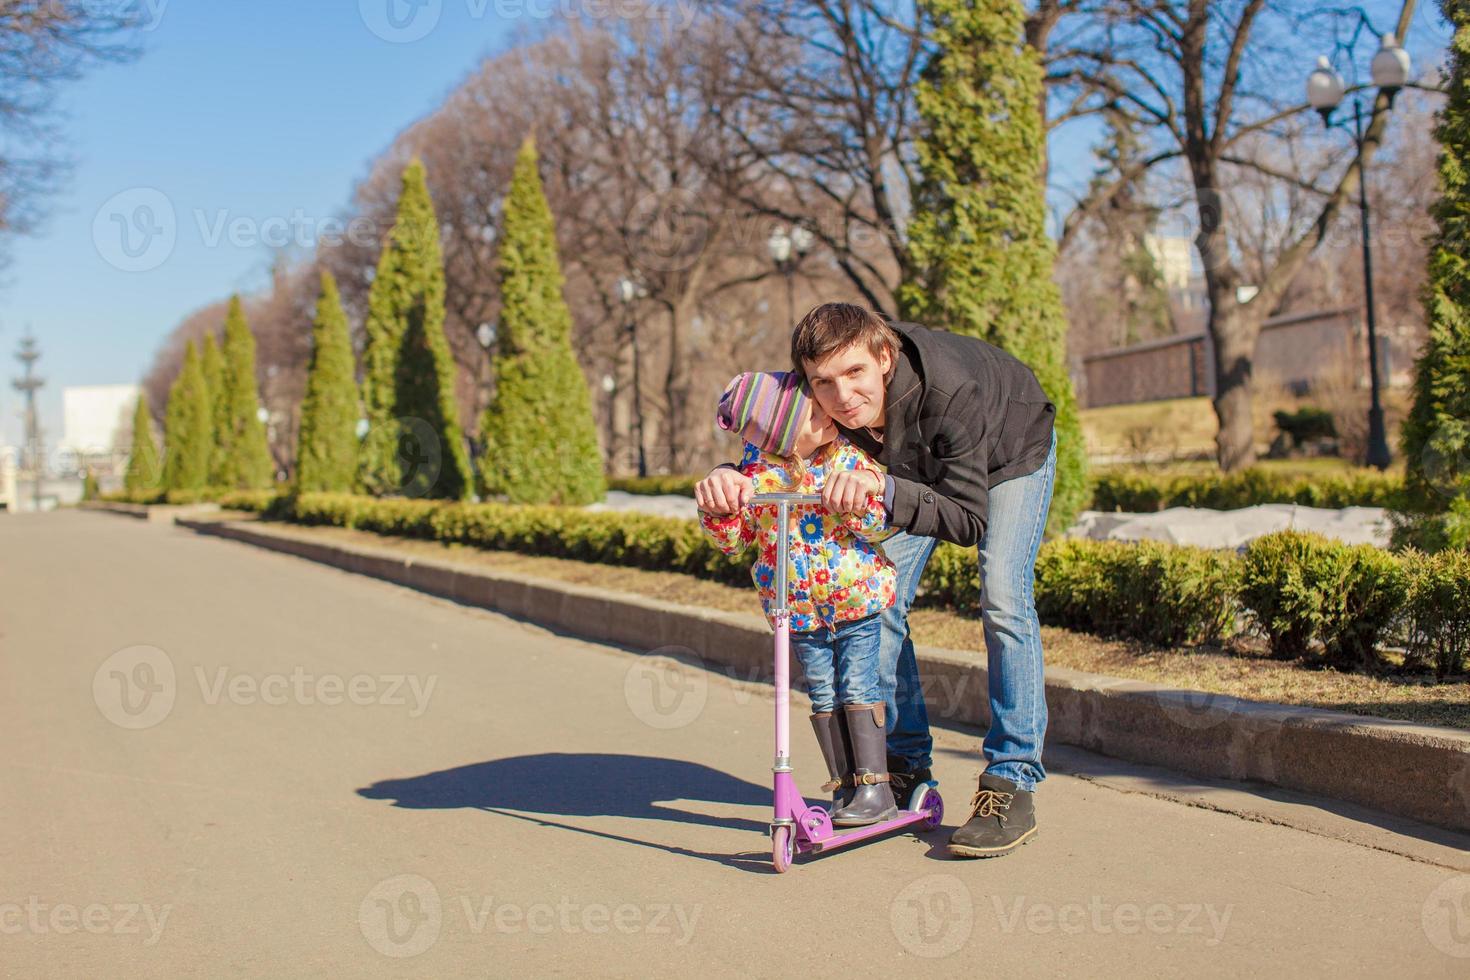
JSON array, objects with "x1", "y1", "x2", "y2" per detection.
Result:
[{"x1": 772, "y1": 826, "x2": 795, "y2": 873}]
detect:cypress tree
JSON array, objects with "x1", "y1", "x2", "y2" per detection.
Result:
[
  {"x1": 1398, "y1": 0, "x2": 1470, "y2": 549},
  {"x1": 161, "y1": 340, "x2": 211, "y2": 491},
  {"x1": 478, "y1": 137, "x2": 605, "y2": 505},
  {"x1": 296, "y1": 269, "x2": 360, "y2": 492},
  {"x1": 217, "y1": 295, "x2": 275, "y2": 489},
  {"x1": 897, "y1": 0, "x2": 1087, "y2": 537},
  {"x1": 123, "y1": 393, "x2": 162, "y2": 495},
  {"x1": 358, "y1": 157, "x2": 472, "y2": 499},
  {"x1": 201, "y1": 331, "x2": 227, "y2": 485}
]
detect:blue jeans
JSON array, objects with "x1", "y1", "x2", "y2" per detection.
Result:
[
  {"x1": 877, "y1": 431, "x2": 1057, "y2": 791},
  {"x1": 790, "y1": 613, "x2": 883, "y2": 713}
]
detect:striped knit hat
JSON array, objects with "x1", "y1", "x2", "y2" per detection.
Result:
[{"x1": 716, "y1": 371, "x2": 813, "y2": 457}]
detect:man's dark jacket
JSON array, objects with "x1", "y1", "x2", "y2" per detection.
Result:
[{"x1": 839, "y1": 319, "x2": 1056, "y2": 548}]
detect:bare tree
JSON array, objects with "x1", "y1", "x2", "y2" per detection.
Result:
[
  {"x1": 0, "y1": 1, "x2": 143, "y2": 261},
  {"x1": 1046, "y1": 0, "x2": 1430, "y2": 469}
]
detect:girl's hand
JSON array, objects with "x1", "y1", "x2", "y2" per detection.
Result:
[
  {"x1": 695, "y1": 465, "x2": 752, "y2": 516},
  {"x1": 822, "y1": 469, "x2": 882, "y2": 515}
]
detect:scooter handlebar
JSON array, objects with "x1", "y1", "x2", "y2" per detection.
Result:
[{"x1": 748, "y1": 492, "x2": 825, "y2": 504}]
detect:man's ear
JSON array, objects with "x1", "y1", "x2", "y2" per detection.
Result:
[{"x1": 877, "y1": 345, "x2": 894, "y2": 382}]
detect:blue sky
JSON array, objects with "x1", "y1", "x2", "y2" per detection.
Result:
[
  {"x1": 0, "y1": 0, "x2": 1448, "y2": 450},
  {"x1": 1, "y1": 1, "x2": 523, "y2": 448}
]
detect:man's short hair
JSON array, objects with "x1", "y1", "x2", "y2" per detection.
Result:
[{"x1": 790, "y1": 303, "x2": 899, "y2": 378}]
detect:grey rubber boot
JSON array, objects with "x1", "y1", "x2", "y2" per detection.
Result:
[
  {"x1": 809, "y1": 712, "x2": 854, "y2": 812},
  {"x1": 831, "y1": 703, "x2": 898, "y2": 826}
]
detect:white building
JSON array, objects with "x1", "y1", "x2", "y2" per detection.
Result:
[{"x1": 60, "y1": 384, "x2": 140, "y2": 475}]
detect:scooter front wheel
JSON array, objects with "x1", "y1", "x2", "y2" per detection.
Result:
[{"x1": 772, "y1": 826, "x2": 795, "y2": 873}]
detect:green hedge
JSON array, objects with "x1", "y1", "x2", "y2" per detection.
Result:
[
  {"x1": 1090, "y1": 467, "x2": 1402, "y2": 512},
  {"x1": 213, "y1": 492, "x2": 1465, "y2": 677},
  {"x1": 1240, "y1": 532, "x2": 1407, "y2": 670},
  {"x1": 607, "y1": 475, "x2": 700, "y2": 496},
  {"x1": 1402, "y1": 548, "x2": 1470, "y2": 679},
  {"x1": 1035, "y1": 538, "x2": 1240, "y2": 647},
  {"x1": 612, "y1": 467, "x2": 1402, "y2": 513}
]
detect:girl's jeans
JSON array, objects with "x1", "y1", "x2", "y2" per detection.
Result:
[
  {"x1": 790, "y1": 612, "x2": 883, "y2": 713},
  {"x1": 877, "y1": 430, "x2": 1057, "y2": 791}
]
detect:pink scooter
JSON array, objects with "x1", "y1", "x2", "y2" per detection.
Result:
[{"x1": 753, "y1": 492, "x2": 944, "y2": 873}]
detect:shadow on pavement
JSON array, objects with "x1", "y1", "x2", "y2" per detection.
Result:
[{"x1": 358, "y1": 753, "x2": 779, "y2": 872}]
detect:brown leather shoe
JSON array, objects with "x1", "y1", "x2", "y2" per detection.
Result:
[{"x1": 948, "y1": 773, "x2": 1037, "y2": 858}]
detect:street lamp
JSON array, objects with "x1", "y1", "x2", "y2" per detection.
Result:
[
  {"x1": 1305, "y1": 34, "x2": 1411, "y2": 471},
  {"x1": 615, "y1": 276, "x2": 649, "y2": 477},
  {"x1": 767, "y1": 224, "x2": 814, "y2": 327},
  {"x1": 600, "y1": 373, "x2": 616, "y2": 472}
]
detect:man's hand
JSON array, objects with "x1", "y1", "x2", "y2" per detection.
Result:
[
  {"x1": 822, "y1": 469, "x2": 883, "y2": 515},
  {"x1": 694, "y1": 465, "x2": 752, "y2": 516}
]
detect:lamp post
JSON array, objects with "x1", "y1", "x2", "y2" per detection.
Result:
[
  {"x1": 1306, "y1": 34, "x2": 1411, "y2": 471},
  {"x1": 476, "y1": 319, "x2": 497, "y2": 402},
  {"x1": 600, "y1": 373, "x2": 616, "y2": 472},
  {"x1": 615, "y1": 276, "x2": 649, "y2": 477},
  {"x1": 767, "y1": 224, "x2": 814, "y2": 327}
]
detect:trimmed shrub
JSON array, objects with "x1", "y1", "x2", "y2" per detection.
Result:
[
  {"x1": 1240, "y1": 531, "x2": 1407, "y2": 669},
  {"x1": 608, "y1": 475, "x2": 699, "y2": 497},
  {"x1": 1403, "y1": 548, "x2": 1470, "y2": 678},
  {"x1": 212, "y1": 493, "x2": 1466, "y2": 675},
  {"x1": 1033, "y1": 538, "x2": 1238, "y2": 646},
  {"x1": 1091, "y1": 467, "x2": 1401, "y2": 512},
  {"x1": 477, "y1": 138, "x2": 605, "y2": 506},
  {"x1": 1273, "y1": 407, "x2": 1336, "y2": 447}
]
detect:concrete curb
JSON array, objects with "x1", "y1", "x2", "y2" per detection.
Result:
[
  {"x1": 176, "y1": 516, "x2": 1470, "y2": 833},
  {"x1": 82, "y1": 500, "x2": 220, "y2": 523}
]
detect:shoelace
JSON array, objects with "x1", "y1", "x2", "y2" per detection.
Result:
[{"x1": 968, "y1": 787, "x2": 1014, "y2": 820}]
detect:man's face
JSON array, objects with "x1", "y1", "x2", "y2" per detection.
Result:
[{"x1": 802, "y1": 343, "x2": 893, "y2": 430}]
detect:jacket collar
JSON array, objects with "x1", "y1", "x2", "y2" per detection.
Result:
[{"x1": 874, "y1": 324, "x2": 923, "y2": 466}]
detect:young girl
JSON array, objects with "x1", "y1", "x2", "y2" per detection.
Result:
[{"x1": 697, "y1": 370, "x2": 900, "y2": 826}]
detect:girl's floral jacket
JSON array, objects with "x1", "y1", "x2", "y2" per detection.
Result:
[{"x1": 699, "y1": 434, "x2": 898, "y2": 633}]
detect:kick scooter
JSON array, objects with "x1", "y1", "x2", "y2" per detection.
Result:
[{"x1": 753, "y1": 492, "x2": 944, "y2": 873}]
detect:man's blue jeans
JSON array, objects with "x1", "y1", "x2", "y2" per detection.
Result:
[{"x1": 877, "y1": 431, "x2": 1057, "y2": 791}]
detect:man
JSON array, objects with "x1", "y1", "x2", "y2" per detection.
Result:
[{"x1": 695, "y1": 303, "x2": 1056, "y2": 858}]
